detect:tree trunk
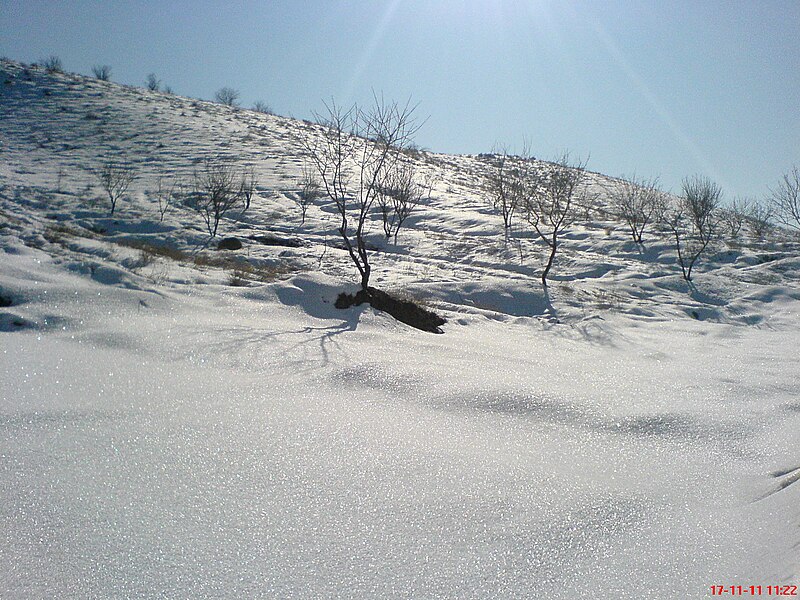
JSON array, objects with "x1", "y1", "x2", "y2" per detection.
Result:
[
  {"x1": 541, "y1": 242, "x2": 557, "y2": 286},
  {"x1": 360, "y1": 266, "x2": 371, "y2": 292}
]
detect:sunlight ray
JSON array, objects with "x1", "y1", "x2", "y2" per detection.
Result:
[
  {"x1": 343, "y1": 0, "x2": 403, "y2": 103},
  {"x1": 588, "y1": 18, "x2": 727, "y2": 189}
]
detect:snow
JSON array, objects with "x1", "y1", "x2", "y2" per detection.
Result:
[{"x1": 1, "y1": 59, "x2": 798, "y2": 598}]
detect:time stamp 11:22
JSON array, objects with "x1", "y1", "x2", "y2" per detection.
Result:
[{"x1": 710, "y1": 586, "x2": 797, "y2": 596}]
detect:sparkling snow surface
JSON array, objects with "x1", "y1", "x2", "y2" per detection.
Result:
[
  {"x1": 0, "y1": 60, "x2": 798, "y2": 598},
  {"x1": 2, "y1": 246, "x2": 797, "y2": 598}
]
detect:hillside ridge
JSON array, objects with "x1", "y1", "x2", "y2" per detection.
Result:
[{"x1": 1, "y1": 58, "x2": 798, "y2": 330}]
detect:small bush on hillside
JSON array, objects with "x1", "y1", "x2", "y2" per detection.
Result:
[
  {"x1": 239, "y1": 168, "x2": 257, "y2": 211},
  {"x1": 253, "y1": 101, "x2": 273, "y2": 114},
  {"x1": 41, "y1": 56, "x2": 63, "y2": 73},
  {"x1": 215, "y1": 87, "x2": 240, "y2": 107},
  {"x1": 151, "y1": 176, "x2": 181, "y2": 222},
  {"x1": 484, "y1": 146, "x2": 528, "y2": 231},
  {"x1": 94, "y1": 161, "x2": 136, "y2": 215},
  {"x1": 376, "y1": 161, "x2": 432, "y2": 243},
  {"x1": 91, "y1": 65, "x2": 111, "y2": 81},
  {"x1": 145, "y1": 73, "x2": 160, "y2": 91},
  {"x1": 664, "y1": 175, "x2": 721, "y2": 281},
  {"x1": 721, "y1": 197, "x2": 752, "y2": 240},
  {"x1": 748, "y1": 202, "x2": 774, "y2": 240},
  {"x1": 294, "y1": 164, "x2": 322, "y2": 225}
]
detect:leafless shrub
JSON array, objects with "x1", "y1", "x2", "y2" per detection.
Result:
[
  {"x1": 41, "y1": 56, "x2": 63, "y2": 73},
  {"x1": 215, "y1": 87, "x2": 240, "y2": 107},
  {"x1": 748, "y1": 202, "x2": 774, "y2": 240},
  {"x1": 769, "y1": 166, "x2": 800, "y2": 231},
  {"x1": 664, "y1": 175, "x2": 721, "y2": 281},
  {"x1": 238, "y1": 168, "x2": 257, "y2": 211},
  {"x1": 302, "y1": 95, "x2": 422, "y2": 291},
  {"x1": 91, "y1": 65, "x2": 111, "y2": 81},
  {"x1": 145, "y1": 73, "x2": 160, "y2": 92},
  {"x1": 376, "y1": 161, "x2": 432, "y2": 243},
  {"x1": 152, "y1": 176, "x2": 181, "y2": 222},
  {"x1": 523, "y1": 153, "x2": 589, "y2": 286},
  {"x1": 94, "y1": 162, "x2": 136, "y2": 215},
  {"x1": 721, "y1": 197, "x2": 752, "y2": 240},
  {"x1": 610, "y1": 175, "x2": 666, "y2": 243},
  {"x1": 296, "y1": 164, "x2": 322, "y2": 225},
  {"x1": 253, "y1": 101, "x2": 273, "y2": 114},
  {"x1": 485, "y1": 146, "x2": 528, "y2": 231}
]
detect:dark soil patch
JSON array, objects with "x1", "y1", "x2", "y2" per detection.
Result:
[
  {"x1": 250, "y1": 233, "x2": 303, "y2": 248},
  {"x1": 336, "y1": 287, "x2": 445, "y2": 334},
  {"x1": 217, "y1": 237, "x2": 243, "y2": 250},
  {"x1": 0, "y1": 294, "x2": 13, "y2": 307}
]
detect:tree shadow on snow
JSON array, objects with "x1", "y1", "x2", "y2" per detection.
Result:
[{"x1": 179, "y1": 319, "x2": 358, "y2": 374}]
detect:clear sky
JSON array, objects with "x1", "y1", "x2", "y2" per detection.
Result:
[{"x1": 2, "y1": 0, "x2": 798, "y2": 199}]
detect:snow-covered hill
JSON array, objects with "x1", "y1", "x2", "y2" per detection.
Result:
[{"x1": 1, "y1": 59, "x2": 798, "y2": 598}]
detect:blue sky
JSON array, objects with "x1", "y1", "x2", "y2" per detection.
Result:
[{"x1": 2, "y1": 0, "x2": 798, "y2": 199}]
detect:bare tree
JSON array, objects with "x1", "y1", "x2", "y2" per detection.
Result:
[
  {"x1": 145, "y1": 73, "x2": 160, "y2": 92},
  {"x1": 664, "y1": 175, "x2": 721, "y2": 281},
  {"x1": 152, "y1": 176, "x2": 180, "y2": 222},
  {"x1": 485, "y1": 147, "x2": 527, "y2": 232},
  {"x1": 610, "y1": 174, "x2": 665, "y2": 243},
  {"x1": 376, "y1": 161, "x2": 431, "y2": 243},
  {"x1": 296, "y1": 163, "x2": 322, "y2": 225},
  {"x1": 215, "y1": 87, "x2": 240, "y2": 107},
  {"x1": 239, "y1": 168, "x2": 257, "y2": 211},
  {"x1": 190, "y1": 159, "x2": 241, "y2": 237},
  {"x1": 95, "y1": 162, "x2": 136, "y2": 215},
  {"x1": 523, "y1": 153, "x2": 588, "y2": 286},
  {"x1": 721, "y1": 197, "x2": 752, "y2": 241},
  {"x1": 748, "y1": 202, "x2": 774, "y2": 240},
  {"x1": 303, "y1": 95, "x2": 421, "y2": 291},
  {"x1": 91, "y1": 65, "x2": 111, "y2": 81},
  {"x1": 769, "y1": 166, "x2": 800, "y2": 231}
]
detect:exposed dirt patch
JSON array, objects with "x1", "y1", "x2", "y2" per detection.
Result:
[
  {"x1": 336, "y1": 287, "x2": 446, "y2": 333},
  {"x1": 250, "y1": 233, "x2": 303, "y2": 248}
]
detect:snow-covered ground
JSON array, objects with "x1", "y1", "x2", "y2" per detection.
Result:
[{"x1": 1, "y1": 59, "x2": 798, "y2": 598}]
